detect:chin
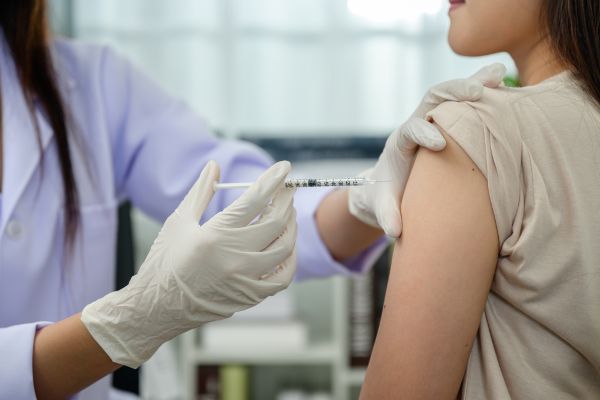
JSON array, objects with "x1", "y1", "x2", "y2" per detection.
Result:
[
  {"x1": 448, "y1": 38, "x2": 481, "y2": 56},
  {"x1": 448, "y1": 30, "x2": 496, "y2": 57}
]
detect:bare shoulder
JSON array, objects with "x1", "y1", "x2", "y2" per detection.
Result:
[
  {"x1": 401, "y1": 126, "x2": 498, "y2": 240},
  {"x1": 360, "y1": 126, "x2": 499, "y2": 400}
]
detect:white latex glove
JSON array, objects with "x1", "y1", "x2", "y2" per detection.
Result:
[
  {"x1": 348, "y1": 63, "x2": 507, "y2": 237},
  {"x1": 82, "y1": 160, "x2": 297, "y2": 368}
]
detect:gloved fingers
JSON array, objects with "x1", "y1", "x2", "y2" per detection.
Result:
[
  {"x1": 249, "y1": 250, "x2": 297, "y2": 299},
  {"x1": 427, "y1": 78, "x2": 483, "y2": 105},
  {"x1": 218, "y1": 161, "x2": 291, "y2": 228},
  {"x1": 236, "y1": 270, "x2": 293, "y2": 303},
  {"x1": 224, "y1": 275, "x2": 274, "y2": 305},
  {"x1": 427, "y1": 63, "x2": 506, "y2": 103},
  {"x1": 241, "y1": 187, "x2": 296, "y2": 251},
  {"x1": 176, "y1": 160, "x2": 220, "y2": 222},
  {"x1": 261, "y1": 248, "x2": 297, "y2": 289},
  {"x1": 228, "y1": 196, "x2": 295, "y2": 252},
  {"x1": 469, "y1": 63, "x2": 507, "y2": 88},
  {"x1": 254, "y1": 185, "x2": 295, "y2": 228},
  {"x1": 247, "y1": 213, "x2": 297, "y2": 278},
  {"x1": 415, "y1": 63, "x2": 506, "y2": 117},
  {"x1": 395, "y1": 118, "x2": 446, "y2": 153}
]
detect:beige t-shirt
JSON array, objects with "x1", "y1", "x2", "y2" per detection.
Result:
[{"x1": 427, "y1": 71, "x2": 600, "y2": 399}]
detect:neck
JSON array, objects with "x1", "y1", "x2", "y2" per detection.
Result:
[{"x1": 510, "y1": 35, "x2": 567, "y2": 86}]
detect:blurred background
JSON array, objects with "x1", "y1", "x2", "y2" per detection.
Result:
[{"x1": 49, "y1": 1, "x2": 514, "y2": 399}]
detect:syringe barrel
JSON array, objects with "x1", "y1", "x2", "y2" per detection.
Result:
[{"x1": 283, "y1": 177, "x2": 366, "y2": 188}]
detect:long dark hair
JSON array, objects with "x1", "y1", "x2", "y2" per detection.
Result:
[
  {"x1": 0, "y1": 0, "x2": 79, "y2": 244},
  {"x1": 545, "y1": 0, "x2": 600, "y2": 106}
]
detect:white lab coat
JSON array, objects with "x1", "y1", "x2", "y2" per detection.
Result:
[{"x1": 0, "y1": 36, "x2": 385, "y2": 399}]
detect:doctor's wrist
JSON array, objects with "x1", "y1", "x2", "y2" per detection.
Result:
[
  {"x1": 316, "y1": 189, "x2": 383, "y2": 261},
  {"x1": 33, "y1": 313, "x2": 120, "y2": 399}
]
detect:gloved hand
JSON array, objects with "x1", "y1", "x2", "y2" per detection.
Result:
[
  {"x1": 81, "y1": 160, "x2": 297, "y2": 368},
  {"x1": 348, "y1": 63, "x2": 507, "y2": 237}
]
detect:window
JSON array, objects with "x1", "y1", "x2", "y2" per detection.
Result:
[{"x1": 52, "y1": 0, "x2": 514, "y2": 138}]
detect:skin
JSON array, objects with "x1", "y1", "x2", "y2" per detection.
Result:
[
  {"x1": 354, "y1": 0, "x2": 570, "y2": 399},
  {"x1": 33, "y1": 314, "x2": 120, "y2": 399},
  {"x1": 448, "y1": 0, "x2": 566, "y2": 85},
  {"x1": 360, "y1": 132, "x2": 498, "y2": 399}
]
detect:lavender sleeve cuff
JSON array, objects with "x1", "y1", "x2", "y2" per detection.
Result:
[
  {"x1": 294, "y1": 187, "x2": 389, "y2": 281},
  {"x1": 0, "y1": 321, "x2": 52, "y2": 399}
]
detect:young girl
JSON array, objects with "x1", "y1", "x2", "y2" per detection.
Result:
[{"x1": 358, "y1": 0, "x2": 600, "y2": 398}]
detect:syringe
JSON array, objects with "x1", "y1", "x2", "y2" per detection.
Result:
[{"x1": 214, "y1": 177, "x2": 389, "y2": 190}]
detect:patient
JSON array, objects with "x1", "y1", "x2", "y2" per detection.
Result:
[{"x1": 358, "y1": 0, "x2": 600, "y2": 399}]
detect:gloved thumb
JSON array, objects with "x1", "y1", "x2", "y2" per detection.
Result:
[
  {"x1": 378, "y1": 196, "x2": 402, "y2": 238},
  {"x1": 176, "y1": 160, "x2": 220, "y2": 222},
  {"x1": 469, "y1": 63, "x2": 507, "y2": 88},
  {"x1": 396, "y1": 118, "x2": 446, "y2": 153}
]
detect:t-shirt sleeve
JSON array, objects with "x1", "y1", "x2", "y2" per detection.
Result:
[{"x1": 426, "y1": 100, "x2": 523, "y2": 245}]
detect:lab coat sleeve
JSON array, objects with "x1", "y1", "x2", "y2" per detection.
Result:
[
  {"x1": 97, "y1": 46, "x2": 386, "y2": 279},
  {"x1": 98, "y1": 46, "x2": 272, "y2": 222},
  {"x1": 293, "y1": 186, "x2": 389, "y2": 280},
  {"x1": 0, "y1": 322, "x2": 51, "y2": 399}
]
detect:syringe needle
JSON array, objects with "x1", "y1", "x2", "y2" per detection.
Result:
[{"x1": 364, "y1": 179, "x2": 392, "y2": 184}]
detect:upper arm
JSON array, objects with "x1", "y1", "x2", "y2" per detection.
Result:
[
  {"x1": 98, "y1": 47, "x2": 217, "y2": 213},
  {"x1": 97, "y1": 47, "x2": 273, "y2": 221},
  {"x1": 360, "y1": 128, "x2": 499, "y2": 400}
]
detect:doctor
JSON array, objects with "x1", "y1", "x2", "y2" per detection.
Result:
[{"x1": 0, "y1": 0, "x2": 505, "y2": 399}]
